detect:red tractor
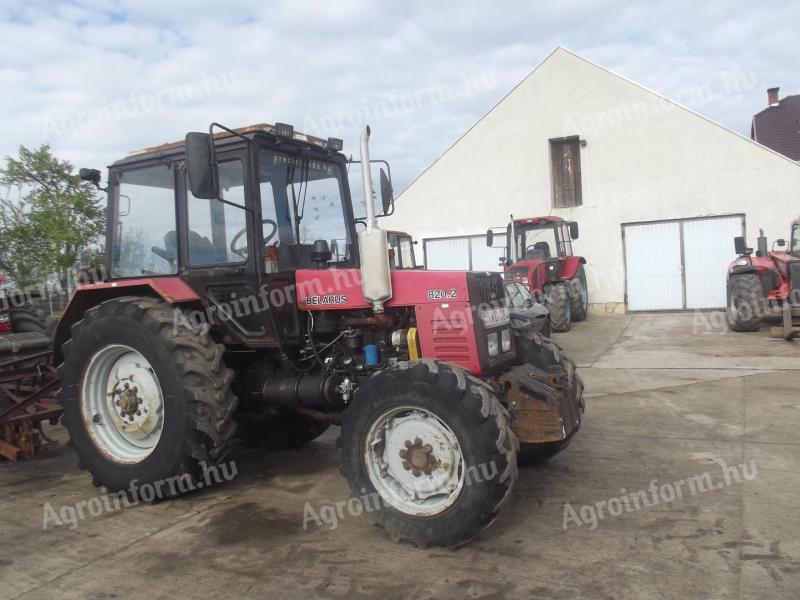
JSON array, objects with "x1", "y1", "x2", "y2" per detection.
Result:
[
  {"x1": 54, "y1": 122, "x2": 584, "y2": 548},
  {"x1": 487, "y1": 216, "x2": 588, "y2": 332},
  {"x1": 726, "y1": 220, "x2": 800, "y2": 337}
]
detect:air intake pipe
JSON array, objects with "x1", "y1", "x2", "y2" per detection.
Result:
[{"x1": 357, "y1": 126, "x2": 393, "y2": 313}]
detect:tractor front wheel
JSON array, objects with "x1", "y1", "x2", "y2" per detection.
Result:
[
  {"x1": 339, "y1": 360, "x2": 517, "y2": 548},
  {"x1": 547, "y1": 284, "x2": 572, "y2": 332},
  {"x1": 726, "y1": 274, "x2": 763, "y2": 332},
  {"x1": 58, "y1": 296, "x2": 238, "y2": 494}
]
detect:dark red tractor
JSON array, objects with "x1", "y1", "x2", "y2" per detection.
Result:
[
  {"x1": 54, "y1": 122, "x2": 584, "y2": 547},
  {"x1": 726, "y1": 220, "x2": 800, "y2": 338},
  {"x1": 487, "y1": 216, "x2": 588, "y2": 332}
]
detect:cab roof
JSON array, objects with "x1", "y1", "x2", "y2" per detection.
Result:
[
  {"x1": 113, "y1": 122, "x2": 337, "y2": 167},
  {"x1": 513, "y1": 216, "x2": 564, "y2": 226}
]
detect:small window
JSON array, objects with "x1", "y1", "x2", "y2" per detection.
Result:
[
  {"x1": 791, "y1": 225, "x2": 800, "y2": 256},
  {"x1": 187, "y1": 160, "x2": 249, "y2": 265},
  {"x1": 112, "y1": 163, "x2": 177, "y2": 277},
  {"x1": 549, "y1": 136, "x2": 582, "y2": 208}
]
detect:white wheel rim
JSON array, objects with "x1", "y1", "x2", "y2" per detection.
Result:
[
  {"x1": 364, "y1": 405, "x2": 465, "y2": 516},
  {"x1": 81, "y1": 344, "x2": 165, "y2": 464}
]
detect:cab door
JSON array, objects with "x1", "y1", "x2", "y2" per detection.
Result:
[{"x1": 179, "y1": 150, "x2": 277, "y2": 345}]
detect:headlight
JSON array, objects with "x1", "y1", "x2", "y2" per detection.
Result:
[
  {"x1": 501, "y1": 328, "x2": 512, "y2": 352},
  {"x1": 0, "y1": 314, "x2": 8, "y2": 324},
  {"x1": 736, "y1": 258, "x2": 749, "y2": 266},
  {"x1": 487, "y1": 332, "x2": 499, "y2": 357}
]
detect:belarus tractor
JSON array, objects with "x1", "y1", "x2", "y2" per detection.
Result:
[
  {"x1": 726, "y1": 220, "x2": 800, "y2": 338},
  {"x1": 55, "y1": 122, "x2": 584, "y2": 548},
  {"x1": 486, "y1": 216, "x2": 588, "y2": 332}
]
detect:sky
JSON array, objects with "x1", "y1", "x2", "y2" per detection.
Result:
[{"x1": 0, "y1": 0, "x2": 797, "y2": 194}]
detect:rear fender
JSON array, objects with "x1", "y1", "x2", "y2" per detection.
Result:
[
  {"x1": 557, "y1": 256, "x2": 586, "y2": 280},
  {"x1": 54, "y1": 278, "x2": 200, "y2": 364}
]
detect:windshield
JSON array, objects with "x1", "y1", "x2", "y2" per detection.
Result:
[
  {"x1": 258, "y1": 148, "x2": 353, "y2": 268},
  {"x1": 512, "y1": 225, "x2": 559, "y2": 261}
]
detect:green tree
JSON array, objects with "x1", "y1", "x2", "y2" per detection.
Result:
[{"x1": 0, "y1": 145, "x2": 105, "y2": 288}]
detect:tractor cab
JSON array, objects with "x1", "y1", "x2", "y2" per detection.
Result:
[
  {"x1": 387, "y1": 230, "x2": 418, "y2": 269},
  {"x1": 78, "y1": 123, "x2": 394, "y2": 350}
]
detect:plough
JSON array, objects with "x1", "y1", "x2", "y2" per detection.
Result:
[{"x1": 0, "y1": 333, "x2": 60, "y2": 461}]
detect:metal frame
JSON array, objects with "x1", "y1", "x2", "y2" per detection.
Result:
[{"x1": 621, "y1": 213, "x2": 746, "y2": 312}]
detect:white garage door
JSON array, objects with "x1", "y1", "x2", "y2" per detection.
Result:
[
  {"x1": 424, "y1": 237, "x2": 470, "y2": 270},
  {"x1": 424, "y1": 235, "x2": 506, "y2": 271},
  {"x1": 683, "y1": 216, "x2": 744, "y2": 309},
  {"x1": 623, "y1": 215, "x2": 744, "y2": 311}
]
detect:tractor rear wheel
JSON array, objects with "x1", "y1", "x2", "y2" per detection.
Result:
[
  {"x1": 58, "y1": 296, "x2": 238, "y2": 494},
  {"x1": 726, "y1": 274, "x2": 763, "y2": 332},
  {"x1": 568, "y1": 266, "x2": 589, "y2": 322},
  {"x1": 547, "y1": 284, "x2": 572, "y2": 332},
  {"x1": 236, "y1": 410, "x2": 330, "y2": 449},
  {"x1": 339, "y1": 360, "x2": 517, "y2": 548}
]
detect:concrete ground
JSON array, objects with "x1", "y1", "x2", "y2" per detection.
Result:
[{"x1": 1, "y1": 313, "x2": 799, "y2": 600}]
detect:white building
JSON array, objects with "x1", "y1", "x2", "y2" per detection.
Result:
[{"x1": 387, "y1": 47, "x2": 800, "y2": 312}]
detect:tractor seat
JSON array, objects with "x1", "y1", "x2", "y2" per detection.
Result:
[{"x1": 151, "y1": 231, "x2": 220, "y2": 266}]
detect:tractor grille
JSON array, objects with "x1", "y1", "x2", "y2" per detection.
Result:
[
  {"x1": 791, "y1": 262, "x2": 800, "y2": 302},
  {"x1": 429, "y1": 316, "x2": 471, "y2": 364},
  {"x1": 467, "y1": 271, "x2": 506, "y2": 309}
]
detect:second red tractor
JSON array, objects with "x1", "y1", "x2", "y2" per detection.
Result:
[{"x1": 487, "y1": 216, "x2": 588, "y2": 332}]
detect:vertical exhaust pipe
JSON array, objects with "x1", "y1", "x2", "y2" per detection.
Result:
[
  {"x1": 357, "y1": 126, "x2": 392, "y2": 313},
  {"x1": 509, "y1": 214, "x2": 517, "y2": 262}
]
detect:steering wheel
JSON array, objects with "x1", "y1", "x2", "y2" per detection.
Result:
[{"x1": 230, "y1": 219, "x2": 278, "y2": 258}]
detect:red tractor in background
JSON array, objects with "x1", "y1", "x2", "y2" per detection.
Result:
[
  {"x1": 726, "y1": 219, "x2": 800, "y2": 338},
  {"x1": 53, "y1": 122, "x2": 584, "y2": 548},
  {"x1": 487, "y1": 216, "x2": 588, "y2": 332}
]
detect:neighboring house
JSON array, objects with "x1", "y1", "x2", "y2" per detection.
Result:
[
  {"x1": 751, "y1": 87, "x2": 800, "y2": 161},
  {"x1": 386, "y1": 47, "x2": 800, "y2": 312}
]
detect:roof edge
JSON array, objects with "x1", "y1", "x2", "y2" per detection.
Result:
[{"x1": 399, "y1": 46, "x2": 800, "y2": 199}]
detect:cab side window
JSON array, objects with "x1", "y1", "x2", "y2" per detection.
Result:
[
  {"x1": 112, "y1": 163, "x2": 177, "y2": 277},
  {"x1": 791, "y1": 226, "x2": 800, "y2": 256},
  {"x1": 186, "y1": 160, "x2": 249, "y2": 265}
]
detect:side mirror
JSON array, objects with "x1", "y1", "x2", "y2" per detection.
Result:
[
  {"x1": 776, "y1": 239, "x2": 786, "y2": 247},
  {"x1": 79, "y1": 168, "x2": 102, "y2": 188},
  {"x1": 734, "y1": 236, "x2": 748, "y2": 255},
  {"x1": 185, "y1": 132, "x2": 217, "y2": 199},
  {"x1": 569, "y1": 221, "x2": 579, "y2": 240},
  {"x1": 379, "y1": 168, "x2": 393, "y2": 214},
  {"x1": 486, "y1": 229, "x2": 494, "y2": 247}
]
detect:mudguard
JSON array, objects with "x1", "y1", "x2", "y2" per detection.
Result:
[{"x1": 53, "y1": 278, "x2": 199, "y2": 364}]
